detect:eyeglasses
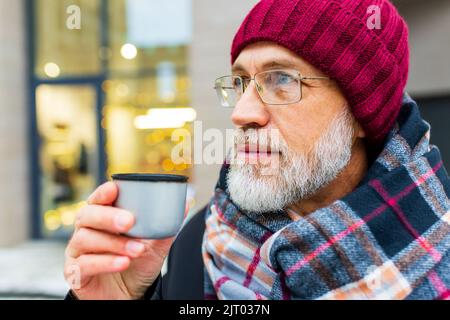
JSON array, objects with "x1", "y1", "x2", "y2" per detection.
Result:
[{"x1": 214, "y1": 69, "x2": 331, "y2": 107}]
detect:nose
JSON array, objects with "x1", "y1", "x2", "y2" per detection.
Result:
[{"x1": 231, "y1": 81, "x2": 270, "y2": 128}]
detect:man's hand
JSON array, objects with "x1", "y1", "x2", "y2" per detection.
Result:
[{"x1": 64, "y1": 182, "x2": 177, "y2": 300}]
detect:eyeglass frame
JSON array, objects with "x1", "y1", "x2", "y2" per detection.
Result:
[{"x1": 214, "y1": 68, "x2": 332, "y2": 107}]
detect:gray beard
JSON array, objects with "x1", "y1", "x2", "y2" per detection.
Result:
[{"x1": 227, "y1": 109, "x2": 355, "y2": 214}]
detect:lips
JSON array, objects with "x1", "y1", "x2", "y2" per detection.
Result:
[{"x1": 236, "y1": 144, "x2": 280, "y2": 154}]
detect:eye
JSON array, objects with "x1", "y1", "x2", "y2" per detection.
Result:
[
  {"x1": 232, "y1": 77, "x2": 242, "y2": 87},
  {"x1": 275, "y1": 72, "x2": 295, "y2": 85},
  {"x1": 263, "y1": 71, "x2": 296, "y2": 88}
]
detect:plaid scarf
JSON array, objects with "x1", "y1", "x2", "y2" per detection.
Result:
[{"x1": 202, "y1": 94, "x2": 450, "y2": 300}]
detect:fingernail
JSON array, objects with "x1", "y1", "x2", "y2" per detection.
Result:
[
  {"x1": 126, "y1": 241, "x2": 145, "y2": 256},
  {"x1": 87, "y1": 193, "x2": 95, "y2": 204},
  {"x1": 113, "y1": 257, "x2": 129, "y2": 269},
  {"x1": 115, "y1": 212, "x2": 133, "y2": 230}
]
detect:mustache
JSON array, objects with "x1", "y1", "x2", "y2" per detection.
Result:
[{"x1": 233, "y1": 128, "x2": 288, "y2": 153}]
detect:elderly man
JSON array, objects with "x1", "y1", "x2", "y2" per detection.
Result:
[{"x1": 65, "y1": 0, "x2": 450, "y2": 300}]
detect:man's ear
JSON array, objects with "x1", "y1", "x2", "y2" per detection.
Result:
[{"x1": 354, "y1": 121, "x2": 366, "y2": 139}]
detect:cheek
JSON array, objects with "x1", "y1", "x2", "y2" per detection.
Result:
[{"x1": 270, "y1": 107, "x2": 324, "y2": 155}]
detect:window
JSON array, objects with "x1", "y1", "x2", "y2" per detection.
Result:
[{"x1": 30, "y1": 0, "x2": 194, "y2": 237}]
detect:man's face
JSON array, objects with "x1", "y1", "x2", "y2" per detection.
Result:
[{"x1": 226, "y1": 42, "x2": 365, "y2": 213}]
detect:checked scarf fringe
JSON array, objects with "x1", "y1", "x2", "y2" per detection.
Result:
[{"x1": 201, "y1": 94, "x2": 450, "y2": 300}]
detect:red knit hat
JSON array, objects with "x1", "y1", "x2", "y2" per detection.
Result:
[{"x1": 231, "y1": 0, "x2": 409, "y2": 144}]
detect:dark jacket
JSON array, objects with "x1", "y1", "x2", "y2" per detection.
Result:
[
  {"x1": 66, "y1": 206, "x2": 206, "y2": 300},
  {"x1": 145, "y1": 206, "x2": 206, "y2": 300}
]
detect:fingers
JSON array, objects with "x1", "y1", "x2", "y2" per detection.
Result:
[
  {"x1": 75, "y1": 204, "x2": 135, "y2": 234},
  {"x1": 67, "y1": 227, "x2": 145, "y2": 259},
  {"x1": 65, "y1": 254, "x2": 130, "y2": 289},
  {"x1": 87, "y1": 182, "x2": 118, "y2": 206}
]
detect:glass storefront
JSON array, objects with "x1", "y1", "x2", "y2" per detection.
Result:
[
  {"x1": 36, "y1": 85, "x2": 99, "y2": 237},
  {"x1": 29, "y1": 0, "x2": 194, "y2": 238}
]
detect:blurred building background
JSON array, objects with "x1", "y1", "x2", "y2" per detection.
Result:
[{"x1": 0, "y1": 0, "x2": 448, "y2": 298}]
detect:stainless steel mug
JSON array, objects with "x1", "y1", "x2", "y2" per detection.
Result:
[{"x1": 112, "y1": 173, "x2": 188, "y2": 239}]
